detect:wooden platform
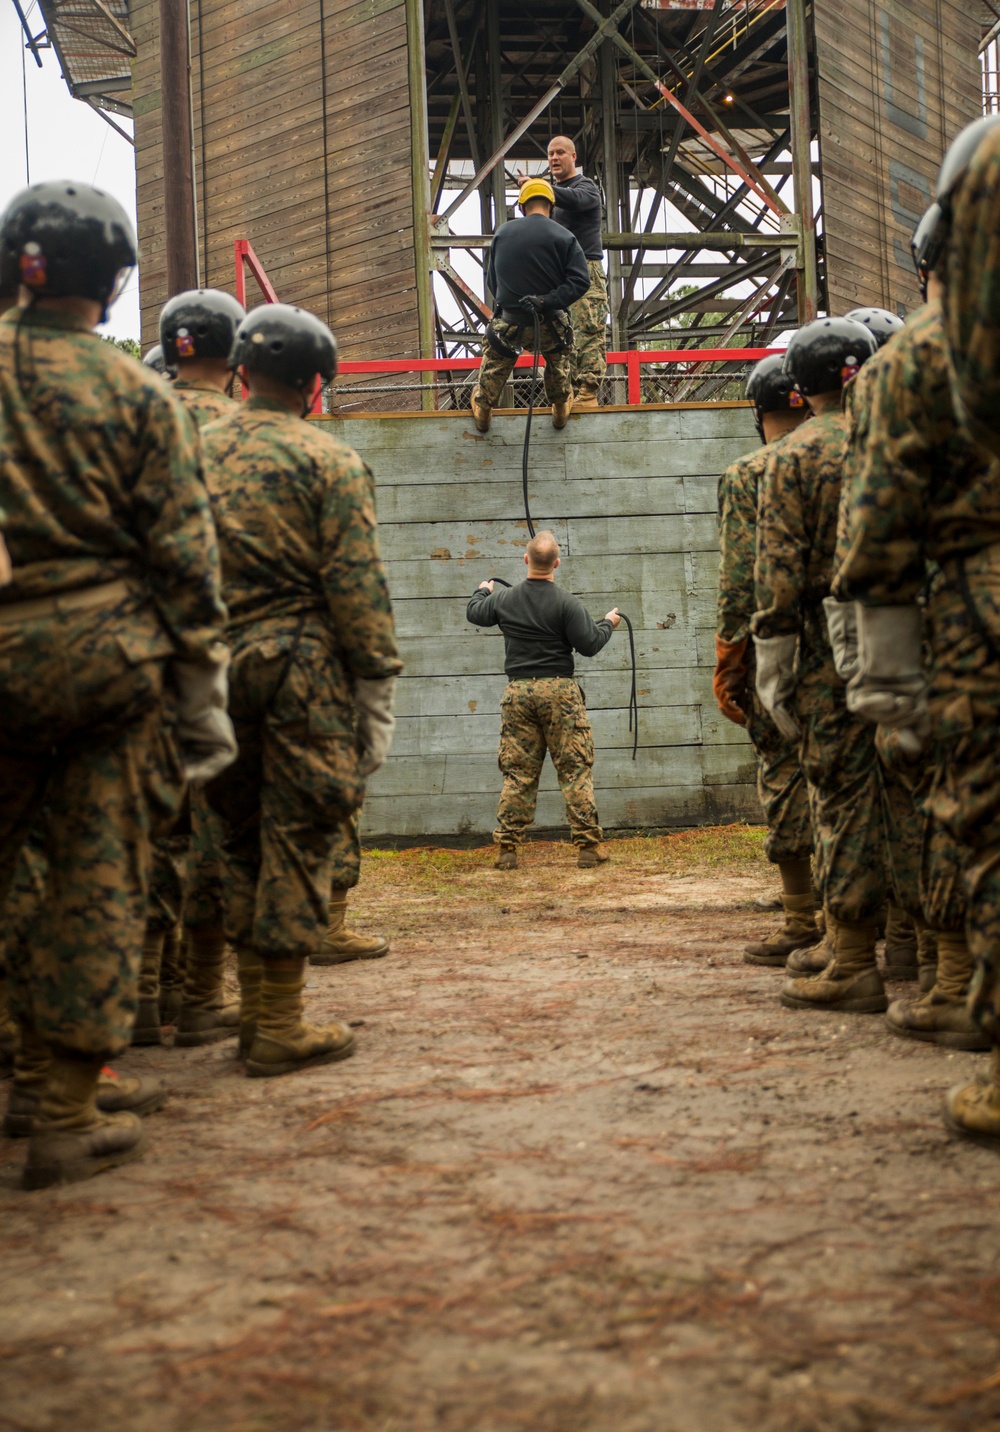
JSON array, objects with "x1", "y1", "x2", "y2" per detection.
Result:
[{"x1": 316, "y1": 404, "x2": 762, "y2": 840}]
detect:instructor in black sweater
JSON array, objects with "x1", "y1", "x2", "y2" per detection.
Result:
[{"x1": 467, "y1": 531, "x2": 620, "y2": 871}]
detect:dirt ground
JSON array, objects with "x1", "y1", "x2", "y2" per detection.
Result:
[{"x1": 2, "y1": 826, "x2": 1000, "y2": 1432}]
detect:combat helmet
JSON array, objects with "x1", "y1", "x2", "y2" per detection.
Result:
[
  {"x1": 844, "y1": 307, "x2": 904, "y2": 349},
  {"x1": 745, "y1": 351, "x2": 805, "y2": 441},
  {"x1": 142, "y1": 343, "x2": 173, "y2": 378},
  {"x1": 915, "y1": 117, "x2": 1000, "y2": 286},
  {"x1": 0, "y1": 180, "x2": 136, "y2": 322},
  {"x1": 910, "y1": 203, "x2": 943, "y2": 300},
  {"x1": 160, "y1": 288, "x2": 246, "y2": 368},
  {"x1": 782, "y1": 317, "x2": 878, "y2": 397},
  {"x1": 230, "y1": 304, "x2": 338, "y2": 397}
]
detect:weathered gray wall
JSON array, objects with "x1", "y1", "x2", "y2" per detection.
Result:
[{"x1": 316, "y1": 405, "x2": 761, "y2": 840}]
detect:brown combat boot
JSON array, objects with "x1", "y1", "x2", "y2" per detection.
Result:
[
  {"x1": 577, "y1": 843, "x2": 610, "y2": 869},
  {"x1": 23, "y1": 1051, "x2": 146, "y2": 1190},
  {"x1": 780, "y1": 913, "x2": 887, "y2": 1014},
  {"x1": 784, "y1": 932, "x2": 834, "y2": 978},
  {"x1": 917, "y1": 926, "x2": 939, "y2": 993},
  {"x1": 236, "y1": 944, "x2": 264, "y2": 1059},
  {"x1": 5, "y1": 1024, "x2": 167, "y2": 1137},
  {"x1": 311, "y1": 892, "x2": 390, "y2": 966},
  {"x1": 0, "y1": 970, "x2": 15, "y2": 1077},
  {"x1": 886, "y1": 931, "x2": 989, "y2": 1049},
  {"x1": 551, "y1": 393, "x2": 574, "y2": 430},
  {"x1": 245, "y1": 959, "x2": 356, "y2": 1078},
  {"x1": 132, "y1": 928, "x2": 165, "y2": 1046},
  {"x1": 174, "y1": 926, "x2": 240, "y2": 1047},
  {"x1": 883, "y1": 904, "x2": 918, "y2": 979},
  {"x1": 574, "y1": 382, "x2": 600, "y2": 411},
  {"x1": 470, "y1": 387, "x2": 492, "y2": 433},
  {"x1": 494, "y1": 845, "x2": 518, "y2": 871},
  {"x1": 158, "y1": 924, "x2": 186, "y2": 1024},
  {"x1": 744, "y1": 892, "x2": 820, "y2": 967},
  {"x1": 944, "y1": 1047, "x2": 1000, "y2": 1145}
]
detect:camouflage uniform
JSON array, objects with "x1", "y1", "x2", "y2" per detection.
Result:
[
  {"x1": 0, "y1": 306, "x2": 225, "y2": 1056},
  {"x1": 200, "y1": 398, "x2": 400, "y2": 960},
  {"x1": 569, "y1": 261, "x2": 608, "y2": 393},
  {"x1": 942, "y1": 125, "x2": 1000, "y2": 458},
  {"x1": 477, "y1": 318, "x2": 573, "y2": 407},
  {"x1": 494, "y1": 677, "x2": 601, "y2": 848},
  {"x1": 835, "y1": 300, "x2": 1000, "y2": 1030},
  {"x1": 717, "y1": 440, "x2": 813, "y2": 866},
  {"x1": 753, "y1": 409, "x2": 886, "y2": 924}
]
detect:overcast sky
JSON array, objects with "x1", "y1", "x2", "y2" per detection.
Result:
[{"x1": 0, "y1": 2, "x2": 139, "y2": 341}]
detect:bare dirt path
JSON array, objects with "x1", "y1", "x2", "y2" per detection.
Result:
[{"x1": 2, "y1": 827, "x2": 999, "y2": 1432}]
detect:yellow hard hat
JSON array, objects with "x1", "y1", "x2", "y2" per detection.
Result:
[{"x1": 518, "y1": 178, "x2": 556, "y2": 209}]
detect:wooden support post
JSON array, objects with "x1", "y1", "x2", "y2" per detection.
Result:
[
  {"x1": 159, "y1": 0, "x2": 198, "y2": 296},
  {"x1": 486, "y1": 1, "x2": 506, "y2": 231},
  {"x1": 599, "y1": 27, "x2": 623, "y2": 355},
  {"x1": 405, "y1": 0, "x2": 435, "y2": 407},
  {"x1": 786, "y1": 0, "x2": 819, "y2": 321}
]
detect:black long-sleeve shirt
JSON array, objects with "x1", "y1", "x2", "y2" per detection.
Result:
[
  {"x1": 467, "y1": 578, "x2": 613, "y2": 680},
  {"x1": 552, "y1": 173, "x2": 604, "y2": 260},
  {"x1": 486, "y1": 214, "x2": 590, "y2": 315}
]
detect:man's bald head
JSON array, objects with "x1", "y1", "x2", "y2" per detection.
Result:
[
  {"x1": 547, "y1": 135, "x2": 578, "y2": 182},
  {"x1": 525, "y1": 531, "x2": 561, "y2": 575}
]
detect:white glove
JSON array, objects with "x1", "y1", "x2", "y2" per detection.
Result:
[
  {"x1": 171, "y1": 649, "x2": 238, "y2": 786},
  {"x1": 753, "y1": 634, "x2": 800, "y2": 740},
  {"x1": 847, "y1": 605, "x2": 928, "y2": 741},
  {"x1": 354, "y1": 675, "x2": 398, "y2": 778},
  {"x1": 822, "y1": 597, "x2": 859, "y2": 683}
]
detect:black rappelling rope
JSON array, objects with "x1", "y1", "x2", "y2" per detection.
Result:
[
  {"x1": 619, "y1": 612, "x2": 639, "y2": 760},
  {"x1": 521, "y1": 308, "x2": 541, "y2": 538}
]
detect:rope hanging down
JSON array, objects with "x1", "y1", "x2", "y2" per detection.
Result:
[{"x1": 521, "y1": 309, "x2": 542, "y2": 538}]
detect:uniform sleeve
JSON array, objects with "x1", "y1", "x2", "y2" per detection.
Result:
[
  {"x1": 467, "y1": 587, "x2": 502, "y2": 626},
  {"x1": 544, "y1": 236, "x2": 591, "y2": 312},
  {"x1": 133, "y1": 387, "x2": 227, "y2": 662},
  {"x1": 318, "y1": 450, "x2": 402, "y2": 680},
  {"x1": 752, "y1": 446, "x2": 808, "y2": 639},
  {"x1": 552, "y1": 177, "x2": 602, "y2": 216},
  {"x1": 486, "y1": 232, "x2": 500, "y2": 307},
  {"x1": 944, "y1": 126, "x2": 1000, "y2": 458},
  {"x1": 716, "y1": 457, "x2": 759, "y2": 642},
  {"x1": 564, "y1": 593, "x2": 612, "y2": 657},
  {"x1": 833, "y1": 343, "x2": 931, "y2": 605}
]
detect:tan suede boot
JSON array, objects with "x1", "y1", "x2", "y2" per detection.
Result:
[
  {"x1": 577, "y1": 843, "x2": 610, "y2": 869},
  {"x1": 494, "y1": 845, "x2": 518, "y2": 871},
  {"x1": 0, "y1": 970, "x2": 15, "y2": 1076},
  {"x1": 245, "y1": 960, "x2": 356, "y2": 1078},
  {"x1": 174, "y1": 927, "x2": 240, "y2": 1047},
  {"x1": 3, "y1": 1021, "x2": 50, "y2": 1137},
  {"x1": 574, "y1": 383, "x2": 600, "y2": 411},
  {"x1": 780, "y1": 913, "x2": 887, "y2": 1013},
  {"x1": 886, "y1": 931, "x2": 989, "y2": 1049},
  {"x1": 23, "y1": 1051, "x2": 146, "y2": 1189},
  {"x1": 944, "y1": 1047, "x2": 1000, "y2": 1144},
  {"x1": 917, "y1": 926, "x2": 939, "y2": 993},
  {"x1": 236, "y1": 944, "x2": 264, "y2": 1059},
  {"x1": 744, "y1": 892, "x2": 821, "y2": 967},
  {"x1": 311, "y1": 892, "x2": 389, "y2": 966},
  {"x1": 551, "y1": 393, "x2": 574, "y2": 429},
  {"x1": 132, "y1": 928, "x2": 165, "y2": 1046},
  {"x1": 158, "y1": 924, "x2": 186, "y2": 1025},
  {"x1": 470, "y1": 388, "x2": 492, "y2": 433},
  {"x1": 883, "y1": 904, "x2": 918, "y2": 979}
]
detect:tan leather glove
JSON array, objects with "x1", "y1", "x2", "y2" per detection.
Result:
[
  {"x1": 171, "y1": 646, "x2": 238, "y2": 786},
  {"x1": 752, "y1": 633, "x2": 800, "y2": 741},
  {"x1": 713, "y1": 635, "x2": 748, "y2": 727},
  {"x1": 354, "y1": 675, "x2": 398, "y2": 778}
]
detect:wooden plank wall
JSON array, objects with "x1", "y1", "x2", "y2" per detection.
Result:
[
  {"x1": 316, "y1": 406, "x2": 763, "y2": 840},
  {"x1": 814, "y1": 0, "x2": 981, "y2": 317},
  {"x1": 130, "y1": 0, "x2": 421, "y2": 370}
]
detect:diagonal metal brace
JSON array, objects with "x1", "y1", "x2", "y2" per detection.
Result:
[{"x1": 438, "y1": 0, "x2": 643, "y2": 224}]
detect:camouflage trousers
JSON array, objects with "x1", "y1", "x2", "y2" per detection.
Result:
[
  {"x1": 494, "y1": 677, "x2": 602, "y2": 848},
  {"x1": 475, "y1": 318, "x2": 573, "y2": 407},
  {"x1": 794, "y1": 608, "x2": 886, "y2": 923},
  {"x1": 205, "y1": 626, "x2": 365, "y2": 959},
  {"x1": 745, "y1": 662, "x2": 813, "y2": 865},
  {"x1": 0, "y1": 594, "x2": 183, "y2": 1056},
  {"x1": 148, "y1": 831, "x2": 188, "y2": 931},
  {"x1": 569, "y1": 260, "x2": 608, "y2": 391},
  {"x1": 923, "y1": 548, "x2": 1000, "y2": 1036}
]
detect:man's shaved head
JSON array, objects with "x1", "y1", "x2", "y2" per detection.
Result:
[
  {"x1": 525, "y1": 531, "x2": 561, "y2": 572},
  {"x1": 547, "y1": 135, "x2": 578, "y2": 183},
  {"x1": 548, "y1": 135, "x2": 577, "y2": 156}
]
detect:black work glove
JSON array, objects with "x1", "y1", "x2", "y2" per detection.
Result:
[{"x1": 520, "y1": 294, "x2": 545, "y2": 315}]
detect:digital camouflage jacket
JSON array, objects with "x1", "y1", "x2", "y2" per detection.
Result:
[
  {"x1": 172, "y1": 379, "x2": 239, "y2": 430},
  {"x1": 716, "y1": 427, "x2": 801, "y2": 643},
  {"x1": 944, "y1": 124, "x2": 1000, "y2": 459},
  {"x1": 200, "y1": 397, "x2": 401, "y2": 680},
  {"x1": 0, "y1": 305, "x2": 225, "y2": 662}
]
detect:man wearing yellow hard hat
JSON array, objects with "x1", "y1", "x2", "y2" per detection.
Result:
[{"x1": 470, "y1": 178, "x2": 590, "y2": 434}]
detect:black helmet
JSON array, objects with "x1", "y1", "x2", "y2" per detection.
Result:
[
  {"x1": 230, "y1": 303, "x2": 338, "y2": 390},
  {"x1": 142, "y1": 344, "x2": 173, "y2": 377},
  {"x1": 843, "y1": 307, "x2": 904, "y2": 349},
  {"x1": 935, "y1": 116, "x2": 1000, "y2": 205},
  {"x1": 160, "y1": 288, "x2": 246, "y2": 367},
  {"x1": 911, "y1": 203, "x2": 943, "y2": 298},
  {"x1": 0, "y1": 180, "x2": 136, "y2": 321},
  {"x1": 782, "y1": 317, "x2": 878, "y2": 397},
  {"x1": 745, "y1": 352, "x2": 805, "y2": 440}
]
